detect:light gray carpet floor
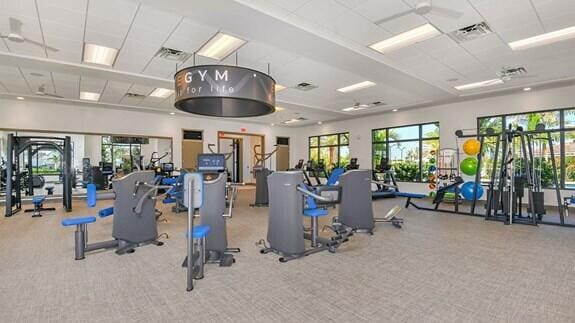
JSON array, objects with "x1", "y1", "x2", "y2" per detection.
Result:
[{"x1": 1, "y1": 189, "x2": 575, "y2": 322}]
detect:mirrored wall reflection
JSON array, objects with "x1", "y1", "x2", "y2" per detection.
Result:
[{"x1": 0, "y1": 129, "x2": 172, "y2": 201}]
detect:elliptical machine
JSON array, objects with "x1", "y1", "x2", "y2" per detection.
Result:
[
  {"x1": 259, "y1": 171, "x2": 353, "y2": 262},
  {"x1": 251, "y1": 144, "x2": 278, "y2": 207}
]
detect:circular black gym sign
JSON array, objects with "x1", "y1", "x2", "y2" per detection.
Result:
[{"x1": 174, "y1": 65, "x2": 276, "y2": 117}]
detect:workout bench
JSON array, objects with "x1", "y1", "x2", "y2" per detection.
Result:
[
  {"x1": 394, "y1": 192, "x2": 427, "y2": 209},
  {"x1": 25, "y1": 195, "x2": 56, "y2": 217}
]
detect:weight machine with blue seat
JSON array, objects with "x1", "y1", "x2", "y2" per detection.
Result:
[
  {"x1": 60, "y1": 171, "x2": 168, "y2": 259},
  {"x1": 259, "y1": 171, "x2": 353, "y2": 263}
]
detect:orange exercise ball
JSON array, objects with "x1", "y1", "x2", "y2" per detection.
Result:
[{"x1": 463, "y1": 139, "x2": 481, "y2": 155}]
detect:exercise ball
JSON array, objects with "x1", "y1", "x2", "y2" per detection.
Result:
[
  {"x1": 460, "y1": 157, "x2": 478, "y2": 176},
  {"x1": 428, "y1": 165, "x2": 437, "y2": 172},
  {"x1": 460, "y1": 181, "x2": 484, "y2": 200},
  {"x1": 429, "y1": 183, "x2": 436, "y2": 190},
  {"x1": 430, "y1": 191, "x2": 436, "y2": 198},
  {"x1": 429, "y1": 158, "x2": 436, "y2": 164},
  {"x1": 463, "y1": 139, "x2": 481, "y2": 155}
]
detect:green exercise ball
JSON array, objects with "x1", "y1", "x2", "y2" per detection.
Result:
[{"x1": 460, "y1": 157, "x2": 478, "y2": 176}]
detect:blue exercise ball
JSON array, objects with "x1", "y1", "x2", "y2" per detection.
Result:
[
  {"x1": 428, "y1": 165, "x2": 437, "y2": 172},
  {"x1": 460, "y1": 181, "x2": 484, "y2": 200}
]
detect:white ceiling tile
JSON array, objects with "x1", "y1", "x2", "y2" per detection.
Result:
[
  {"x1": 354, "y1": 0, "x2": 412, "y2": 22},
  {"x1": 266, "y1": 0, "x2": 311, "y2": 12},
  {"x1": 79, "y1": 77, "x2": 106, "y2": 93},
  {"x1": 100, "y1": 81, "x2": 131, "y2": 104},
  {"x1": 331, "y1": 11, "x2": 392, "y2": 45},
  {"x1": 294, "y1": 0, "x2": 348, "y2": 27},
  {"x1": 162, "y1": 19, "x2": 218, "y2": 54},
  {"x1": 115, "y1": 40, "x2": 159, "y2": 73}
]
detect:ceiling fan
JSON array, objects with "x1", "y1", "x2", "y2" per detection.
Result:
[
  {"x1": 0, "y1": 17, "x2": 58, "y2": 52},
  {"x1": 36, "y1": 84, "x2": 63, "y2": 98},
  {"x1": 375, "y1": 1, "x2": 463, "y2": 25},
  {"x1": 497, "y1": 66, "x2": 538, "y2": 82}
]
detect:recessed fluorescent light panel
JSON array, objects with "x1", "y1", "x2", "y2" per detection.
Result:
[
  {"x1": 16, "y1": 96, "x2": 24, "y2": 100},
  {"x1": 150, "y1": 88, "x2": 175, "y2": 98},
  {"x1": 275, "y1": 84, "x2": 286, "y2": 92},
  {"x1": 283, "y1": 119, "x2": 301, "y2": 124},
  {"x1": 275, "y1": 106, "x2": 285, "y2": 111},
  {"x1": 454, "y1": 79, "x2": 504, "y2": 91},
  {"x1": 197, "y1": 32, "x2": 247, "y2": 61},
  {"x1": 369, "y1": 23, "x2": 441, "y2": 54},
  {"x1": 337, "y1": 81, "x2": 376, "y2": 93},
  {"x1": 83, "y1": 43, "x2": 118, "y2": 66},
  {"x1": 80, "y1": 91, "x2": 101, "y2": 101},
  {"x1": 509, "y1": 26, "x2": 575, "y2": 51}
]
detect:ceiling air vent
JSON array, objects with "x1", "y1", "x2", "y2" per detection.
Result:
[
  {"x1": 295, "y1": 82, "x2": 318, "y2": 91},
  {"x1": 155, "y1": 47, "x2": 192, "y2": 62},
  {"x1": 449, "y1": 22, "x2": 493, "y2": 43}
]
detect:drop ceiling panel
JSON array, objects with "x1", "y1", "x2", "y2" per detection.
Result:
[
  {"x1": 79, "y1": 77, "x2": 106, "y2": 93},
  {"x1": 403, "y1": 0, "x2": 483, "y2": 33},
  {"x1": 377, "y1": 13, "x2": 428, "y2": 35},
  {"x1": 128, "y1": 84, "x2": 155, "y2": 96},
  {"x1": 115, "y1": 40, "x2": 160, "y2": 73},
  {"x1": 162, "y1": 19, "x2": 218, "y2": 54},
  {"x1": 52, "y1": 72, "x2": 79, "y2": 98},
  {"x1": 143, "y1": 58, "x2": 179, "y2": 79},
  {"x1": 335, "y1": 0, "x2": 369, "y2": 10},
  {"x1": 266, "y1": 0, "x2": 311, "y2": 12},
  {"x1": 100, "y1": 81, "x2": 131, "y2": 103},
  {"x1": 127, "y1": 5, "x2": 180, "y2": 45},
  {"x1": 331, "y1": 11, "x2": 392, "y2": 45},
  {"x1": 21, "y1": 68, "x2": 54, "y2": 93},
  {"x1": 37, "y1": 0, "x2": 86, "y2": 33},
  {"x1": 293, "y1": 0, "x2": 348, "y2": 27},
  {"x1": 84, "y1": 0, "x2": 139, "y2": 49},
  {"x1": 353, "y1": 0, "x2": 413, "y2": 23},
  {"x1": 0, "y1": 66, "x2": 29, "y2": 93}
]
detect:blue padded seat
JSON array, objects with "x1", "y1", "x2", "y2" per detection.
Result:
[
  {"x1": 32, "y1": 195, "x2": 46, "y2": 204},
  {"x1": 186, "y1": 225, "x2": 211, "y2": 239},
  {"x1": 394, "y1": 192, "x2": 427, "y2": 199},
  {"x1": 303, "y1": 195, "x2": 328, "y2": 217},
  {"x1": 304, "y1": 208, "x2": 329, "y2": 217},
  {"x1": 61, "y1": 216, "x2": 97, "y2": 226},
  {"x1": 98, "y1": 207, "x2": 114, "y2": 218}
]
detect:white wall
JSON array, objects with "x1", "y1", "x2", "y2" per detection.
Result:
[
  {"x1": 292, "y1": 84, "x2": 575, "y2": 205},
  {"x1": 0, "y1": 99, "x2": 296, "y2": 171}
]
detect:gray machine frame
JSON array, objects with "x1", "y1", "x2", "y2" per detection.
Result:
[
  {"x1": 260, "y1": 171, "x2": 353, "y2": 262},
  {"x1": 337, "y1": 169, "x2": 404, "y2": 233},
  {"x1": 77, "y1": 171, "x2": 165, "y2": 258}
]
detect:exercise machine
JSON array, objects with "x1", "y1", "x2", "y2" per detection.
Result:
[
  {"x1": 259, "y1": 171, "x2": 353, "y2": 262},
  {"x1": 60, "y1": 171, "x2": 168, "y2": 259},
  {"x1": 251, "y1": 144, "x2": 278, "y2": 207},
  {"x1": 337, "y1": 170, "x2": 404, "y2": 232},
  {"x1": 372, "y1": 157, "x2": 399, "y2": 199},
  {"x1": 346, "y1": 158, "x2": 359, "y2": 170},
  {"x1": 195, "y1": 153, "x2": 240, "y2": 266},
  {"x1": 5, "y1": 134, "x2": 73, "y2": 217}
]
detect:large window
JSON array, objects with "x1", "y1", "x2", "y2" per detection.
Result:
[
  {"x1": 308, "y1": 132, "x2": 350, "y2": 172},
  {"x1": 478, "y1": 108, "x2": 574, "y2": 189},
  {"x1": 101, "y1": 136, "x2": 142, "y2": 173},
  {"x1": 372, "y1": 122, "x2": 439, "y2": 182}
]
